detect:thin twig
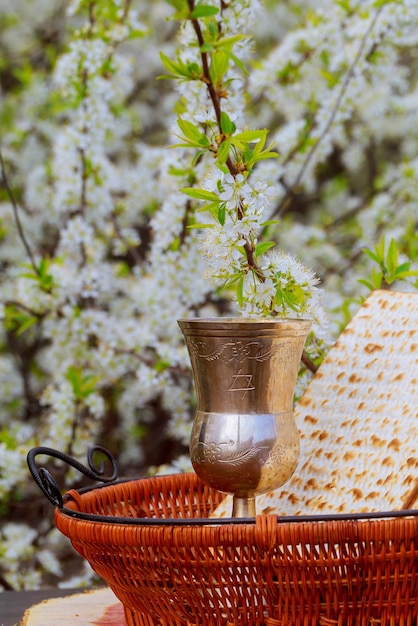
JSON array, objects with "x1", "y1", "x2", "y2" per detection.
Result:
[
  {"x1": 301, "y1": 350, "x2": 317, "y2": 374},
  {"x1": 115, "y1": 347, "x2": 188, "y2": 375},
  {"x1": 0, "y1": 148, "x2": 39, "y2": 273},
  {"x1": 0, "y1": 571, "x2": 15, "y2": 591},
  {"x1": 190, "y1": 12, "x2": 238, "y2": 177},
  {"x1": 4, "y1": 299, "x2": 46, "y2": 319},
  {"x1": 276, "y1": 6, "x2": 385, "y2": 216}
]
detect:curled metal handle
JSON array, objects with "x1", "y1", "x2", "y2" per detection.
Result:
[{"x1": 27, "y1": 445, "x2": 119, "y2": 507}]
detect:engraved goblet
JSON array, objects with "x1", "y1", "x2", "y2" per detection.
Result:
[{"x1": 178, "y1": 318, "x2": 312, "y2": 517}]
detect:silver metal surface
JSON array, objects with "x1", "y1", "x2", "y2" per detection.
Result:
[{"x1": 178, "y1": 318, "x2": 311, "y2": 517}]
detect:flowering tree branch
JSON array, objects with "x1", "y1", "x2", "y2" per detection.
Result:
[
  {"x1": 0, "y1": 149, "x2": 39, "y2": 274},
  {"x1": 190, "y1": 7, "x2": 264, "y2": 279},
  {"x1": 162, "y1": 0, "x2": 326, "y2": 378}
]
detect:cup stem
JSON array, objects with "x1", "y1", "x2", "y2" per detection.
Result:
[{"x1": 232, "y1": 495, "x2": 256, "y2": 518}]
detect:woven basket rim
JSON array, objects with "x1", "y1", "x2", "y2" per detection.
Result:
[{"x1": 59, "y1": 474, "x2": 418, "y2": 526}]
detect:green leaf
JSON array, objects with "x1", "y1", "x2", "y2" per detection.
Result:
[
  {"x1": 385, "y1": 238, "x2": 398, "y2": 275},
  {"x1": 169, "y1": 165, "x2": 194, "y2": 177},
  {"x1": 223, "y1": 50, "x2": 248, "y2": 76},
  {"x1": 191, "y1": 3, "x2": 219, "y2": 18},
  {"x1": 251, "y1": 151, "x2": 279, "y2": 163},
  {"x1": 197, "y1": 135, "x2": 211, "y2": 147},
  {"x1": 170, "y1": 142, "x2": 199, "y2": 149},
  {"x1": 363, "y1": 236, "x2": 418, "y2": 287},
  {"x1": 215, "y1": 34, "x2": 249, "y2": 49},
  {"x1": 372, "y1": 0, "x2": 395, "y2": 7},
  {"x1": 363, "y1": 248, "x2": 381, "y2": 265},
  {"x1": 0, "y1": 427, "x2": 18, "y2": 450},
  {"x1": 358, "y1": 266, "x2": 383, "y2": 291},
  {"x1": 154, "y1": 359, "x2": 171, "y2": 373},
  {"x1": 320, "y1": 69, "x2": 340, "y2": 88},
  {"x1": 171, "y1": 119, "x2": 209, "y2": 150},
  {"x1": 178, "y1": 118, "x2": 203, "y2": 141},
  {"x1": 66, "y1": 366, "x2": 100, "y2": 401},
  {"x1": 394, "y1": 266, "x2": 418, "y2": 279},
  {"x1": 191, "y1": 150, "x2": 208, "y2": 167},
  {"x1": 255, "y1": 241, "x2": 276, "y2": 257},
  {"x1": 209, "y1": 50, "x2": 230, "y2": 87},
  {"x1": 196, "y1": 202, "x2": 221, "y2": 220},
  {"x1": 159, "y1": 53, "x2": 201, "y2": 81},
  {"x1": 20, "y1": 259, "x2": 54, "y2": 292},
  {"x1": 5, "y1": 303, "x2": 39, "y2": 336},
  {"x1": 391, "y1": 268, "x2": 418, "y2": 282},
  {"x1": 181, "y1": 187, "x2": 219, "y2": 201},
  {"x1": 394, "y1": 262, "x2": 412, "y2": 275},
  {"x1": 375, "y1": 236, "x2": 386, "y2": 260},
  {"x1": 165, "y1": 0, "x2": 186, "y2": 8},
  {"x1": 222, "y1": 271, "x2": 246, "y2": 288},
  {"x1": 234, "y1": 129, "x2": 267, "y2": 143},
  {"x1": 236, "y1": 274, "x2": 244, "y2": 307},
  {"x1": 187, "y1": 222, "x2": 215, "y2": 229},
  {"x1": 201, "y1": 42, "x2": 214, "y2": 52},
  {"x1": 358, "y1": 278, "x2": 377, "y2": 291},
  {"x1": 218, "y1": 203, "x2": 226, "y2": 226},
  {"x1": 216, "y1": 139, "x2": 231, "y2": 165},
  {"x1": 279, "y1": 287, "x2": 302, "y2": 312},
  {"x1": 17, "y1": 315, "x2": 38, "y2": 335},
  {"x1": 220, "y1": 111, "x2": 236, "y2": 135},
  {"x1": 159, "y1": 52, "x2": 182, "y2": 76},
  {"x1": 164, "y1": 0, "x2": 190, "y2": 19},
  {"x1": 243, "y1": 136, "x2": 279, "y2": 169}
]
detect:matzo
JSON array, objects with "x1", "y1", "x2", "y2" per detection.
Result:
[{"x1": 213, "y1": 289, "x2": 418, "y2": 518}]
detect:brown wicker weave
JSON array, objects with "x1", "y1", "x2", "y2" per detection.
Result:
[{"x1": 55, "y1": 472, "x2": 418, "y2": 626}]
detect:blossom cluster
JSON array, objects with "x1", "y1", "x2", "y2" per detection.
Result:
[{"x1": 0, "y1": 0, "x2": 417, "y2": 590}]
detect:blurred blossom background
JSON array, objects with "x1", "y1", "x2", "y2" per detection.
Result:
[{"x1": 0, "y1": 0, "x2": 417, "y2": 590}]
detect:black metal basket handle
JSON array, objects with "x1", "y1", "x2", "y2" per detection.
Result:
[
  {"x1": 27, "y1": 445, "x2": 119, "y2": 507},
  {"x1": 27, "y1": 446, "x2": 418, "y2": 525}
]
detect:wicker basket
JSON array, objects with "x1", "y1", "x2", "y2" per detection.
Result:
[{"x1": 54, "y1": 472, "x2": 418, "y2": 626}]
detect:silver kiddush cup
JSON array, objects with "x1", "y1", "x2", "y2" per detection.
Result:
[{"x1": 178, "y1": 317, "x2": 312, "y2": 517}]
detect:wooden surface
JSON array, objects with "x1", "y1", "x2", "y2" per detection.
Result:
[
  {"x1": 0, "y1": 589, "x2": 80, "y2": 626},
  {"x1": 0, "y1": 588, "x2": 126, "y2": 626}
]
